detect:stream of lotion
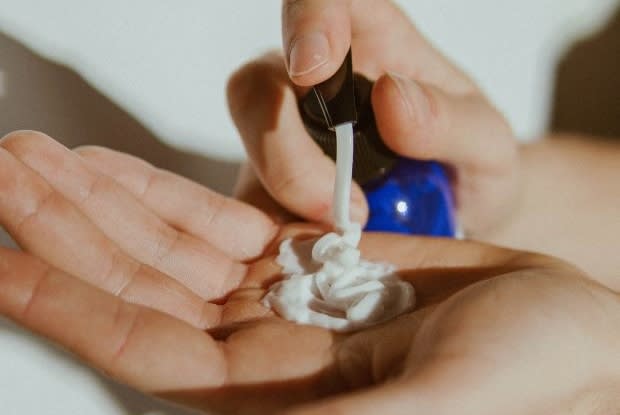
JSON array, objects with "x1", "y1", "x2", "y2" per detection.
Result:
[{"x1": 262, "y1": 123, "x2": 415, "y2": 331}]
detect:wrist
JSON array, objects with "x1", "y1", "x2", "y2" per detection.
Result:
[{"x1": 477, "y1": 136, "x2": 620, "y2": 290}]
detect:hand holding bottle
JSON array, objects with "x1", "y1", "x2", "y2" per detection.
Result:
[{"x1": 228, "y1": 0, "x2": 518, "y2": 237}]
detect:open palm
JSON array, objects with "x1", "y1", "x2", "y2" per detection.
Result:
[{"x1": 0, "y1": 132, "x2": 617, "y2": 415}]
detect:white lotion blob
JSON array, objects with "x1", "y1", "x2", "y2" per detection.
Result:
[
  {"x1": 262, "y1": 123, "x2": 415, "y2": 331},
  {"x1": 332, "y1": 123, "x2": 355, "y2": 230},
  {"x1": 262, "y1": 225, "x2": 415, "y2": 332}
]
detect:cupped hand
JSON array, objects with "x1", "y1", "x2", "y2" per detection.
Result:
[
  {"x1": 227, "y1": 0, "x2": 518, "y2": 235},
  {"x1": 0, "y1": 132, "x2": 618, "y2": 415}
]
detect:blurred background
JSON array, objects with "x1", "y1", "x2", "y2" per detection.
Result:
[{"x1": 0, "y1": 1, "x2": 619, "y2": 414}]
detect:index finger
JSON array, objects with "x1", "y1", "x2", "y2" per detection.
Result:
[{"x1": 283, "y1": 0, "x2": 474, "y2": 93}]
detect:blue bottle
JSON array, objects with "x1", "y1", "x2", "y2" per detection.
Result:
[
  {"x1": 300, "y1": 63, "x2": 457, "y2": 237},
  {"x1": 363, "y1": 158, "x2": 456, "y2": 236}
]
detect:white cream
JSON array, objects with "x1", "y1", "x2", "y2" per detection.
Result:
[
  {"x1": 332, "y1": 123, "x2": 355, "y2": 230},
  {"x1": 263, "y1": 225, "x2": 415, "y2": 331},
  {"x1": 262, "y1": 123, "x2": 416, "y2": 331}
]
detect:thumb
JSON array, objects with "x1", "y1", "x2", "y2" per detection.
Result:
[{"x1": 282, "y1": 0, "x2": 351, "y2": 86}]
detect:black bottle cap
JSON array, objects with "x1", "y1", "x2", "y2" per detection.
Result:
[
  {"x1": 305, "y1": 49, "x2": 357, "y2": 129},
  {"x1": 301, "y1": 73, "x2": 398, "y2": 186}
]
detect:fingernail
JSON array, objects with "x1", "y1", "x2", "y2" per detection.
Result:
[
  {"x1": 387, "y1": 72, "x2": 431, "y2": 121},
  {"x1": 288, "y1": 32, "x2": 330, "y2": 77}
]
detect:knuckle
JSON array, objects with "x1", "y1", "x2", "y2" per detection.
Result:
[
  {"x1": 99, "y1": 247, "x2": 130, "y2": 294},
  {"x1": 20, "y1": 264, "x2": 53, "y2": 320},
  {"x1": 108, "y1": 300, "x2": 142, "y2": 369},
  {"x1": 151, "y1": 225, "x2": 180, "y2": 267},
  {"x1": 14, "y1": 188, "x2": 57, "y2": 235},
  {"x1": 114, "y1": 266, "x2": 135, "y2": 299},
  {"x1": 77, "y1": 171, "x2": 110, "y2": 206}
]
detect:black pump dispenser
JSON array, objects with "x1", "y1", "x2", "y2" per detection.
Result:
[
  {"x1": 305, "y1": 50, "x2": 358, "y2": 129},
  {"x1": 300, "y1": 51, "x2": 398, "y2": 186}
]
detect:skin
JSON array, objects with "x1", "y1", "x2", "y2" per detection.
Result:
[
  {"x1": 0, "y1": 131, "x2": 619, "y2": 414},
  {"x1": 228, "y1": 0, "x2": 620, "y2": 292},
  {"x1": 485, "y1": 136, "x2": 620, "y2": 291}
]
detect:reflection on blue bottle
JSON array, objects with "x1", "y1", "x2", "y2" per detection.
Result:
[{"x1": 363, "y1": 159, "x2": 456, "y2": 237}]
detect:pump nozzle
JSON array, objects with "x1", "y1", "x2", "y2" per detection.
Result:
[{"x1": 305, "y1": 49, "x2": 357, "y2": 130}]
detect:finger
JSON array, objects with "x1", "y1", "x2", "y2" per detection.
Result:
[
  {"x1": 227, "y1": 52, "x2": 368, "y2": 225},
  {"x1": 72, "y1": 145, "x2": 277, "y2": 260},
  {"x1": 0, "y1": 145, "x2": 220, "y2": 327},
  {"x1": 0, "y1": 247, "x2": 226, "y2": 391},
  {"x1": 233, "y1": 162, "x2": 297, "y2": 225},
  {"x1": 282, "y1": 0, "x2": 351, "y2": 85},
  {"x1": 372, "y1": 73, "x2": 515, "y2": 168},
  {"x1": 1, "y1": 131, "x2": 246, "y2": 299},
  {"x1": 283, "y1": 0, "x2": 473, "y2": 92}
]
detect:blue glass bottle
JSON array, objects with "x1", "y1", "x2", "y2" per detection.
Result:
[
  {"x1": 301, "y1": 73, "x2": 457, "y2": 237},
  {"x1": 363, "y1": 159, "x2": 456, "y2": 236}
]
